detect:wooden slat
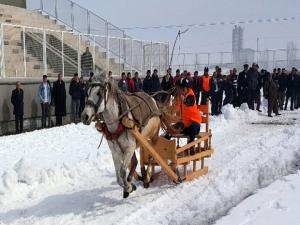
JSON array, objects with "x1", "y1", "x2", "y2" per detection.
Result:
[
  {"x1": 130, "y1": 127, "x2": 180, "y2": 183},
  {"x1": 185, "y1": 166, "x2": 208, "y2": 181},
  {"x1": 177, "y1": 149, "x2": 214, "y2": 165},
  {"x1": 176, "y1": 136, "x2": 210, "y2": 154}
]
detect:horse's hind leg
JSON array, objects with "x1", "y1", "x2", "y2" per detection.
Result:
[{"x1": 140, "y1": 116, "x2": 161, "y2": 188}]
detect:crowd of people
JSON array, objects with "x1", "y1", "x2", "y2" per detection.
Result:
[
  {"x1": 10, "y1": 72, "x2": 91, "y2": 133},
  {"x1": 10, "y1": 63, "x2": 300, "y2": 134},
  {"x1": 115, "y1": 63, "x2": 300, "y2": 117}
]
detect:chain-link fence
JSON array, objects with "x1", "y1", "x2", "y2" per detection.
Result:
[
  {"x1": 0, "y1": 23, "x2": 169, "y2": 78},
  {"x1": 171, "y1": 50, "x2": 300, "y2": 73}
]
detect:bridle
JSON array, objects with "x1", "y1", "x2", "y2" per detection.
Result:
[{"x1": 85, "y1": 82, "x2": 109, "y2": 117}]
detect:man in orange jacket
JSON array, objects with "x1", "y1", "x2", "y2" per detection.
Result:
[
  {"x1": 176, "y1": 78, "x2": 202, "y2": 155},
  {"x1": 200, "y1": 67, "x2": 211, "y2": 105}
]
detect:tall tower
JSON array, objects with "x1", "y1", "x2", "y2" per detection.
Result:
[{"x1": 232, "y1": 26, "x2": 244, "y2": 66}]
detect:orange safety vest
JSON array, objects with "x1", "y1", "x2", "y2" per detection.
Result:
[
  {"x1": 177, "y1": 88, "x2": 202, "y2": 128},
  {"x1": 202, "y1": 75, "x2": 211, "y2": 92}
]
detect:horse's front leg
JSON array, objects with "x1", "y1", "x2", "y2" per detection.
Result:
[
  {"x1": 121, "y1": 147, "x2": 137, "y2": 198},
  {"x1": 109, "y1": 142, "x2": 125, "y2": 188},
  {"x1": 127, "y1": 152, "x2": 142, "y2": 182}
]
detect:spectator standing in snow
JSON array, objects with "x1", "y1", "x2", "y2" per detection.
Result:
[
  {"x1": 229, "y1": 68, "x2": 239, "y2": 107},
  {"x1": 246, "y1": 63, "x2": 259, "y2": 110},
  {"x1": 38, "y1": 75, "x2": 51, "y2": 128},
  {"x1": 192, "y1": 71, "x2": 201, "y2": 104},
  {"x1": 133, "y1": 72, "x2": 142, "y2": 92},
  {"x1": 276, "y1": 68, "x2": 287, "y2": 110},
  {"x1": 173, "y1": 69, "x2": 181, "y2": 85},
  {"x1": 52, "y1": 73, "x2": 66, "y2": 126},
  {"x1": 223, "y1": 75, "x2": 235, "y2": 106},
  {"x1": 161, "y1": 69, "x2": 174, "y2": 92},
  {"x1": 69, "y1": 73, "x2": 81, "y2": 123},
  {"x1": 118, "y1": 72, "x2": 128, "y2": 92},
  {"x1": 151, "y1": 69, "x2": 161, "y2": 93},
  {"x1": 11, "y1": 81, "x2": 24, "y2": 133},
  {"x1": 284, "y1": 68, "x2": 297, "y2": 110},
  {"x1": 295, "y1": 70, "x2": 300, "y2": 109},
  {"x1": 161, "y1": 69, "x2": 174, "y2": 103},
  {"x1": 142, "y1": 70, "x2": 152, "y2": 94},
  {"x1": 200, "y1": 67, "x2": 211, "y2": 105},
  {"x1": 210, "y1": 68, "x2": 223, "y2": 115},
  {"x1": 264, "y1": 72, "x2": 280, "y2": 117},
  {"x1": 126, "y1": 72, "x2": 135, "y2": 93},
  {"x1": 79, "y1": 77, "x2": 87, "y2": 118},
  {"x1": 237, "y1": 64, "x2": 249, "y2": 106}
]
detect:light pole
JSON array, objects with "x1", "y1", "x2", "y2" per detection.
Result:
[{"x1": 169, "y1": 29, "x2": 189, "y2": 68}]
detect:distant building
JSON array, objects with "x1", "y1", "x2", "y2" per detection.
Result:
[
  {"x1": 232, "y1": 26, "x2": 244, "y2": 66},
  {"x1": 232, "y1": 26, "x2": 256, "y2": 68}
]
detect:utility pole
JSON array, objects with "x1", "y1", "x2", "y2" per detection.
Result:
[
  {"x1": 256, "y1": 37, "x2": 259, "y2": 63},
  {"x1": 169, "y1": 29, "x2": 189, "y2": 68}
]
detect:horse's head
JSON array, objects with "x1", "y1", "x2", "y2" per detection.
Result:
[{"x1": 81, "y1": 81, "x2": 111, "y2": 125}]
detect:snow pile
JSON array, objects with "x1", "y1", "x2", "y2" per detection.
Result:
[
  {"x1": 214, "y1": 170, "x2": 300, "y2": 225},
  {"x1": 0, "y1": 108, "x2": 299, "y2": 225}
]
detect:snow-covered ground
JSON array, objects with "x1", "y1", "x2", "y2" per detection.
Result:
[
  {"x1": 0, "y1": 104, "x2": 300, "y2": 225},
  {"x1": 214, "y1": 170, "x2": 300, "y2": 225}
]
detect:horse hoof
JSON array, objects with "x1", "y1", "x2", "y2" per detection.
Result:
[
  {"x1": 123, "y1": 191, "x2": 130, "y2": 198},
  {"x1": 144, "y1": 182, "x2": 150, "y2": 189},
  {"x1": 132, "y1": 183, "x2": 137, "y2": 191}
]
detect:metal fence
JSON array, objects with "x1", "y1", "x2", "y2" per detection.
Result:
[
  {"x1": 0, "y1": 23, "x2": 169, "y2": 78},
  {"x1": 26, "y1": 0, "x2": 145, "y2": 76},
  {"x1": 171, "y1": 50, "x2": 300, "y2": 72}
]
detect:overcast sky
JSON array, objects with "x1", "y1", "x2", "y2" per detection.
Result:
[{"x1": 72, "y1": 0, "x2": 300, "y2": 64}]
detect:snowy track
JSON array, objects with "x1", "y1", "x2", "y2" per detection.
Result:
[{"x1": 0, "y1": 105, "x2": 300, "y2": 225}]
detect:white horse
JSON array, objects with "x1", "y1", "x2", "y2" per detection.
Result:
[{"x1": 81, "y1": 80, "x2": 161, "y2": 198}]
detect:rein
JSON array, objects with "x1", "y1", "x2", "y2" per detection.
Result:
[
  {"x1": 87, "y1": 82, "x2": 176, "y2": 126},
  {"x1": 102, "y1": 87, "x2": 176, "y2": 126}
]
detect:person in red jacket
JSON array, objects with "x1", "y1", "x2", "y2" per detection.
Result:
[{"x1": 126, "y1": 72, "x2": 135, "y2": 93}]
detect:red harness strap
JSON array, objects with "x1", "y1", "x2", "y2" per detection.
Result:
[{"x1": 102, "y1": 123, "x2": 125, "y2": 140}]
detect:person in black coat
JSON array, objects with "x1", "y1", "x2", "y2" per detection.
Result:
[
  {"x1": 79, "y1": 77, "x2": 87, "y2": 118},
  {"x1": 161, "y1": 69, "x2": 174, "y2": 103},
  {"x1": 284, "y1": 68, "x2": 297, "y2": 110},
  {"x1": 237, "y1": 64, "x2": 249, "y2": 106},
  {"x1": 11, "y1": 81, "x2": 24, "y2": 134},
  {"x1": 229, "y1": 68, "x2": 239, "y2": 107},
  {"x1": 264, "y1": 72, "x2": 280, "y2": 117},
  {"x1": 210, "y1": 69, "x2": 223, "y2": 115},
  {"x1": 69, "y1": 73, "x2": 81, "y2": 123},
  {"x1": 192, "y1": 71, "x2": 201, "y2": 104},
  {"x1": 246, "y1": 63, "x2": 259, "y2": 110},
  {"x1": 52, "y1": 74, "x2": 66, "y2": 126},
  {"x1": 295, "y1": 70, "x2": 300, "y2": 109},
  {"x1": 277, "y1": 69, "x2": 287, "y2": 110},
  {"x1": 151, "y1": 69, "x2": 161, "y2": 93},
  {"x1": 161, "y1": 70, "x2": 174, "y2": 92},
  {"x1": 142, "y1": 70, "x2": 153, "y2": 94},
  {"x1": 223, "y1": 75, "x2": 235, "y2": 106}
]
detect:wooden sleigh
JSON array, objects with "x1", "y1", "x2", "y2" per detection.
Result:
[{"x1": 130, "y1": 100, "x2": 214, "y2": 183}]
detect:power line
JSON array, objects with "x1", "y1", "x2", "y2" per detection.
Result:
[{"x1": 120, "y1": 16, "x2": 300, "y2": 30}]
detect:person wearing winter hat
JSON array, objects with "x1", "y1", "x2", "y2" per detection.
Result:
[{"x1": 176, "y1": 78, "x2": 202, "y2": 155}]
